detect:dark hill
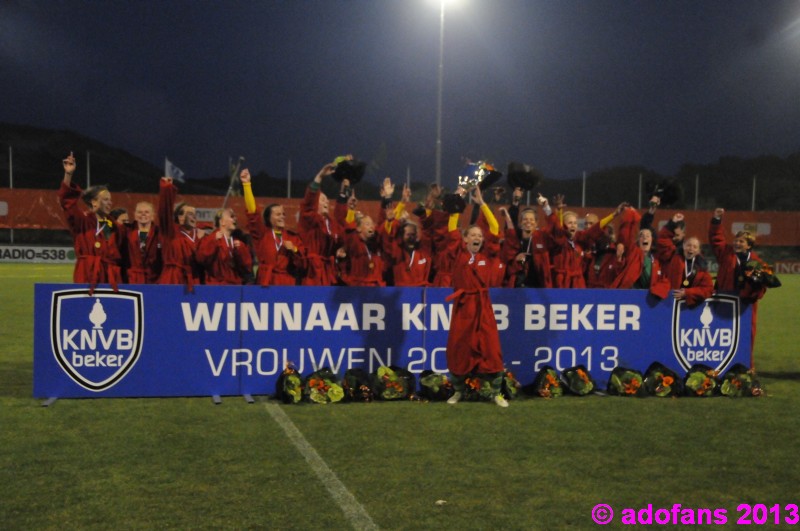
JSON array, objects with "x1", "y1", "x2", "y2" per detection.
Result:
[{"x1": 1, "y1": 123, "x2": 797, "y2": 209}]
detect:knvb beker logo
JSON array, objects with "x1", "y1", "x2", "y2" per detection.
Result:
[
  {"x1": 50, "y1": 289, "x2": 144, "y2": 392},
  {"x1": 672, "y1": 294, "x2": 740, "y2": 373}
]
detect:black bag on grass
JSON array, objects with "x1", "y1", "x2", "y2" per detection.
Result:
[
  {"x1": 607, "y1": 367, "x2": 647, "y2": 397},
  {"x1": 643, "y1": 362, "x2": 683, "y2": 397},
  {"x1": 501, "y1": 369, "x2": 522, "y2": 400},
  {"x1": 418, "y1": 370, "x2": 454, "y2": 401},
  {"x1": 342, "y1": 368, "x2": 375, "y2": 402},
  {"x1": 683, "y1": 364, "x2": 719, "y2": 397},
  {"x1": 719, "y1": 363, "x2": 763, "y2": 397},
  {"x1": 275, "y1": 364, "x2": 304, "y2": 404},
  {"x1": 528, "y1": 366, "x2": 563, "y2": 398},
  {"x1": 561, "y1": 365, "x2": 596, "y2": 396},
  {"x1": 303, "y1": 367, "x2": 345, "y2": 403},
  {"x1": 370, "y1": 365, "x2": 417, "y2": 400}
]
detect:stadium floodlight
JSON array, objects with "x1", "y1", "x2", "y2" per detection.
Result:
[{"x1": 432, "y1": 0, "x2": 462, "y2": 186}]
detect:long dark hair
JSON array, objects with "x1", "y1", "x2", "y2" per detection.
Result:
[
  {"x1": 262, "y1": 203, "x2": 280, "y2": 228},
  {"x1": 81, "y1": 185, "x2": 109, "y2": 208},
  {"x1": 173, "y1": 201, "x2": 190, "y2": 223}
]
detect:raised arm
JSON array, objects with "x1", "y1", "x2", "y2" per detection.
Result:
[
  {"x1": 240, "y1": 168, "x2": 256, "y2": 214},
  {"x1": 62, "y1": 152, "x2": 76, "y2": 186},
  {"x1": 708, "y1": 207, "x2": 727, "y2": 260}
]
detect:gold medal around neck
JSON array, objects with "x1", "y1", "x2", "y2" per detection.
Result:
[
  {"x1": 738, "y1": 275, "x2": 744, "y2": 283},
  {"x1": 95, "y1": 241, "x2": 101, "y2": 249},
  {"x1": 368, "y1": 262, "x2": 375, "y2": 270},
  {"x1": 682, "y1": 279, "x2": 689, "y2": 287}
]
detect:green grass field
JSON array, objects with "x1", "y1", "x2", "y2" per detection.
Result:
[{"x1": 1, "y1": 264, "x2": 798, "y2": 530}]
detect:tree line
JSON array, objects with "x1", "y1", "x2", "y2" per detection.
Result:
[{"x1": 1, "y1": 123, "x2": 798, "y2": 211}]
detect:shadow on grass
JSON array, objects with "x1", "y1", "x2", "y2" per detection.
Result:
[
  {"x1": 0, "y1": 361, "x2": 33, "y2": 398},
  {"x1": 758, "y1": 371, "x2": 800, "y2": 381}
]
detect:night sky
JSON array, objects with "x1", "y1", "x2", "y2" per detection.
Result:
[{"x1": 2, "y1": 0, "x2": 799, "y2": 185}]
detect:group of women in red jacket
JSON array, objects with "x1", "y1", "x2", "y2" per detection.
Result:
[{"x1": 59, "y1": 152, "x2": 773, "y2": 406}]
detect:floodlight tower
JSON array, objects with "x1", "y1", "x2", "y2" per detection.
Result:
[{"x1": 435, "y1": 0, "x2": 445, "y2": 186}]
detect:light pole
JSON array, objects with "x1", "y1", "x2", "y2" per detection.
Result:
[{"x1": 435, "y1": 0, "x2": 445, "y2": 186}]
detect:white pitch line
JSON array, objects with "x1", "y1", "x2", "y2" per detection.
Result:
[{"x1": 264, "y1": 402, "x2": 379, "y2": 531}]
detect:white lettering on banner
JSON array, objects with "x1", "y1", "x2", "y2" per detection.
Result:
[
  {"x1": 233, "y1": 349, "x2": 252, "y2": 375},
  {"x1": 403, "y1": 304, "x2": 425, "y2": 330},
  {"x1": 494, "y1": 305, "x2": 509, "y2": 330},
  {"x1": 402, "y1": 303, "x2": 452, "y2": 330},
  {"x1": 679, "y1": 328, "x2": 732, "y2": 347},
  {"x1": 401, "y1": 303, "x2": 513, "y2": 330},
  {"x1": 533, "y1": 345, "x2": 620, "y2": 372},
  {"x1": 275, "y1": 303, "x2": 301, "y2": 330},
  {"x1": 684, "y1": 348, "x2": 725, "y2": 362},
  {"x1": 204, "y1": 347, "x2": 393, "y2": 376},
  {"x1": 183, "y1": 302, "x2": 387, "y2": 332},
  {"x1": 71, "y1": 352, "x2": 124, "y2": 367},
  {"x1": 206, "y1": 349, "x2": 228, "y2": 376},
  {"x1": 431, "y1": 304, "x2": 450, "y2": 330},
  {"x1": 775, "y1": 261, "x2": 800, "y2": 274},
  {"x1": 62, "y1": 329, "x2": 134, "y2": 350},
  {"x1": 0, "y1": 245, "x2": 75, "y2": 263},
  {"x1": 678, "y1": 327, "x2": 731, "y2": 363},
  {"x1": 524, "y1": 304, "x2": 641, "y2": 331},
  {"x1": 242, "y1": 303, "x2": 269, "y2": 329},
  {"x1": 406, "y1": 347, "x2": 448, "y2": 373}
]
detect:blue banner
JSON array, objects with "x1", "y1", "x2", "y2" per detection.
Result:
[{"x1": 33, "y1": 285, "x2": 752, "y2": 398}]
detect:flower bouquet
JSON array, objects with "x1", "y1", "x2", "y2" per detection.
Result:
[
  {"x1": 303, "y1": 367, "x2": 345, "y2": 404},
  {"x1": 744, "y1": 260, "x2": 781, "y2": 288},
  {"x1": 561, "y1": 365, "x2": 595, "y2": 396},
  {"x1": 501, "y1": 369, "x2": 522, "y2": 400},
  {"x1": 643, "y1": 362, "x2": 683, "y2": 398},
  {"x1": 419, "y1": 370, "x2": 454, "y2": 401},
  {"x1": 607, "y1": 367, "x2": 646, "y2": 397},
  {"x1": 719, "y1": 363, "x2": 763, "y2": 397},
  {"x1": 275, "y1": 363, "x2": 304, "y2": 404},
  {"x1": 683, "y1": 364, "x2": 719, "y2": 397},
  {"x1": 532, "y1": 366, "x2": 563, "y2": 398},
  {"x1": 370, "y1": 366, "x2": 417, "y2": 400},
  {"x1": 342, "y1": 368, "x2": 374, "y2": 402},
  {"x1": 463, "y1": 375, "x2": 496, "y2": 401}
]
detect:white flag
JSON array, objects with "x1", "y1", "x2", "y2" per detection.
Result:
[{"x1": 165, "y1": 157, "x2": 185, "y2": 183}]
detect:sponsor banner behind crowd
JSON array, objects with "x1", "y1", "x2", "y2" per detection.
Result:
[
  {"x1": 0, "y1": 245, "x2": 75, "y2": 263},
  {"x1": 2, "y1": 188, "x2": 799, "y2": 245},
  {"x1": 33, "y1": 285, "x2": 751, "y2": 399}
]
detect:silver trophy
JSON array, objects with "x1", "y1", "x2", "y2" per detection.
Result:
[{"x1": 457, "y1": 161, "x2": 502, "y2": 191}]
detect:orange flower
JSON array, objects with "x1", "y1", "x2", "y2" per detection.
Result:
[
  {"x1": 577, "y1": 369, "x2": 590, "y2": 384},
  {"x1": 661, "y1": 376, "x2": 674, "y2": 387},
  {"x1": 623, "y1": 378, "x2": 641, "y2": 395}
]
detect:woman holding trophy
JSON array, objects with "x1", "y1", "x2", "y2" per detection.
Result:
[{"x1": 442, "y1": 170, "x2": 509, "y2": 408}]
